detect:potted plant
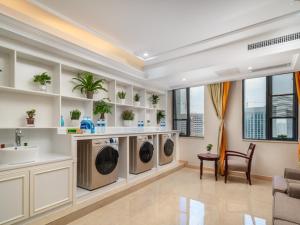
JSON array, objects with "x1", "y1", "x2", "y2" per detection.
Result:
[
  {"x1": 117, "y1": 91, "x2": 126, "y2": 104},
  {"x1": 206, "y1": 144, "x2": 213, "y2": 153},
  {"x1": 33, "y1": 72, "x2": 51, "y2": 92},
  {"x1": 121, "y1": 110, "x2": 134, "y2": 127},
  {"x1": 151, "y1": 94, "x2": 160, "y2": 108},
  {"x1": 26, "y1": 109, "x2": 36, "y2": 126},
  {"x1": 72, "y1": 71, "x2": 107, "y2": 99},
  {"x1": 94, "y1": 100, "x2": 112, "y2": 127},
  {"x1": 157, "y1": 111, "x2": 165, "y2": 124},
  {"x1": 70, "y1": 109, "x2": 81, "y2": 127},
  {"x1": 134, "y1": 93, "x2": 140, "y2": 106}
]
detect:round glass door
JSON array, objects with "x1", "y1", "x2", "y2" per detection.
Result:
[
  {"x1": 95, "y1": 146, "x2": 119, "y2": 175},
  {"x1": 139, "y1": 141, "x2": 154, "y2": 163},
  {"x1": 164, "y1": 139, "x2": 174, "y2": 156}
]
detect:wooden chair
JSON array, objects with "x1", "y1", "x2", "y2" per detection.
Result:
[{"x1": 224, "y1": 143, "x2": 256, "y2": 185}]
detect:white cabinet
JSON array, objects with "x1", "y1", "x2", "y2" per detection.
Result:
[
  {"x1": 30, "y1": 161, "x2": 73, "y2": 216},
  {"x1": 0, "y1": 171, "x2": 29, "y2": 225}
]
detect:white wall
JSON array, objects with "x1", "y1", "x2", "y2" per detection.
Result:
[{"x1": 174, "y1": 80, "x2": 300, "y2": 177}]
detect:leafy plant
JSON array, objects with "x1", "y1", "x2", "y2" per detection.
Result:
[
  {"x1": 157, "y1": 111, "x2": 165, "y2": 124},
  {"x1": 206, "y1": 144, "x2": 213, "y2": 151},
  {"x1": 72, "y1": 71, "x2": 107, "y2": 98},
  {"x1": 151, "y1": 94, "x2": 160, "y2": 105},
  {"x1": 121, "y1": 110, "x2": 134, "y2": 120},
  {"x1": 134, "y1": 93, "x2": 140, "y2": 102},
  {"x1": 117, "y1": 91, "x2": 126, "y2": 99},
  {"x1": 94, "y1": 100, "x2": 112, "y2": 119},
  {"x1": 26, "y1": 109, "x2": 36, "y2": 118},
  {"x1": 33, "y1": 72, "x2": 51, "y2": 85},
  {"x1": 70, "y1": 109, "x2": 81, "y2": 120}
]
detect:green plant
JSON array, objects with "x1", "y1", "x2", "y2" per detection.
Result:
[
  {"x1": 117, "y1": 91, "x2": 126, "y2": 99},
  {"x1": 33, "y1": 72, "x2": 51, "y2": 85},
  {"x1": 121, "y1": 110, "x2": 134, "y2": 120},
  {"x1": 151, "y1": 94, "x2": 160, "y2": 105},
  {"x1": 157, "y1": 111, "x2": 165, "y2": 124},
  {"x1": 206, "y1": 144, "x2": 213, "y2": 151},
  {"x1": 72, "y1": 71, "x2": 107, "y2": 98},
  {"x1": 94, "y1": 100, "x2": 112, "y2": 119},
  {"x1": 26, "y1": 109, "x2": 36, "y2": 118},
  {"x1": 134, "y1": 93, "x2": 140, "y2": 102},
  {"x1": 70, "y1": 109, "x2": 81, "y2": 120}
]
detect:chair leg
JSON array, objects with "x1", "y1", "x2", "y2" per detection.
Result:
[
  {"x1": 246, "y1": 172, "x2": 252, "y2": 185},
  {"x1": 224, "y1": 168, "x2": 227, "y2": 183}
]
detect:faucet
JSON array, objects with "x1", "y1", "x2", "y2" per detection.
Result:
[{"x1": 15, "y1": 129, "x2": 22, "y2": 147}]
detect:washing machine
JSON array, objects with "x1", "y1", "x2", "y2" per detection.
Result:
[
  {"x1": 159, "y1": 133, "x2": 175, "y2": 165},
  {"x1": 77, "y1": 138, "x2": 119, "y2": 190},
  {"x1": 129, "y1": 135, "x2": 154, "y2": 174}
]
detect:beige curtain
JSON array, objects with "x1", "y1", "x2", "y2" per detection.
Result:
[{"x1": 208, "y1": 82, "x2": 231, "y2": 174}]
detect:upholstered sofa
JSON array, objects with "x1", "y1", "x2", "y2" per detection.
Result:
[{"x1": 273, "y1": 168, "x2": 300, "y2": 225}]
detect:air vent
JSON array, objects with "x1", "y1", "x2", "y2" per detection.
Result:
[
  {"x1": 251, "y1": 63, "x2": 291, "y2": 72},
  {"x1": 248, "y1": 32, "x2": 300, "y2": 50}
]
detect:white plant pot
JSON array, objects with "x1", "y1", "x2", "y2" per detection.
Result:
[
  {"x1": 120, "y1": 99, "x2": 126, "y2": 105},
  {"x1": 134, "y1": 101, "x2": 140, "y2": 107},
  {"x1": 153, "y1": 104, "x2": 157, "y2": 108},
  {"x1": 70, "y1": 119, "x2": 80, "y2": 127},
  {"x1": 39, "y1": 84, "x2": 47, "y2": 92},
  {"x1": 123, "y1": 120, "x2": 132, "y2": 127}
]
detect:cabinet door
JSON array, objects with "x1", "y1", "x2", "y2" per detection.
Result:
[
  {"x1": 30, "y1": 161, "x2": 72, "y2": 216},
  {"x1": 0, "y1": 171, "x2": 29, "y2": 225}
]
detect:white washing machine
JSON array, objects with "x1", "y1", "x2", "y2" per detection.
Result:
[
  {"x1": 77, "y1": 138, "x2": 119, "y2": 190},
  {"x1": 129, "y1": 135, "x2": 154, "y2": 174},
  {"x1": 159, "y1": 134, "x2": 175, "y2": 165}
]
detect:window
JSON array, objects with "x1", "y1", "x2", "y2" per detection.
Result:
[
  {"x1": 243, "y1": 73, "x2": 298, "y2": 141},
  {"x1": 173, "y1": 86, "x2": 204, "y2": 137}
]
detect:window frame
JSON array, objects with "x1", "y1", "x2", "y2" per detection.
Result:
[
  {"x1": 172, "y1": 87, "x2": 204, "y2": 137},
  {"x1": 242, "y1": 73, "x2": 298, "y2": 141}
]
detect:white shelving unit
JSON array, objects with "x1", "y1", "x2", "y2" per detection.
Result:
[{"x1": 0, "y1": 46, "x2": 167, "y2": 131}]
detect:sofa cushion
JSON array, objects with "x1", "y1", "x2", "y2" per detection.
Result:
[
  {"x1": 284, "y1": 168, "x2": 300, "y2": 181},
  {"x1": 274, "y1": 219, "x2": 298, "y2": 225},
  {"x1": 274, "y1": 192, "x2": 300, "y2": 224},
  {"x1": 273, "y1": 176, "x2": 288, "y2": 195},
  {"x1": 288, "y1": 183, "x2": 300, "y2": 199}
]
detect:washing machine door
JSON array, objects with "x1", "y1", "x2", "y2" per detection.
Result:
[
  {"x1": 139, "y1": 141, "x2": 154, "y2": 163},
  {"x1": 95, "y1": 146, "x2": 119, "y2": 175},
  {"x1": 164, "y1": 138, "x2": 174, "y2": 156}
]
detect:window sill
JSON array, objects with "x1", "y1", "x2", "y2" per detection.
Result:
[
  {"x1": 242, "y1": 139, "x2": 298, "y2": 144},
  {"x1": 179, "y1": 136, "x2": 204, "y2": 139}
]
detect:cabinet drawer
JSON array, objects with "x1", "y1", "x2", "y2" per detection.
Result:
[{"x1": 30, "y1": 161, "x2": 72, "y2": 216}]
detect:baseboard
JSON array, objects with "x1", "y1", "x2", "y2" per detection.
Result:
[{"x1": 185, "y1": 163, "x2": 272, "y2": 181}]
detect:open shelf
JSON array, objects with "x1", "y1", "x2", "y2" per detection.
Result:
[
  {"x1": 0, "y1": 46, "x2": 14, "y2": 88},
  {"x1": 116, "y1": 81, "x2": 133, "y2": 105},
  {"x1": 0, "y1": 85, "x2": 60, "y2": 97},
  {"x1": 15, "y1": 52, "x2": 60, "y2": 94}
]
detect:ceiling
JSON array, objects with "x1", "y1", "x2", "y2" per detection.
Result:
[{"x1": 26, "y1": 0, "x2": 300, "y2": 89}]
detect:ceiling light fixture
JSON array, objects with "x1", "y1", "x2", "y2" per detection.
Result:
[
  {"x1": 248, "y1": 66, "x2": 253, "y2": 71},
  {"x1": 143, "y1": 52, "x2": 149, "y2": 57},
  {"x1": 182, "y1": 78, "x2": 187, "y2": 81}
]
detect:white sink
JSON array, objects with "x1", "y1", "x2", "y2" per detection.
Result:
[{"x1": 0, "y1": 146, "x2": 38, "y2": 165}]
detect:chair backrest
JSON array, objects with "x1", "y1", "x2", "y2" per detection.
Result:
[{"x1": 246, "y1": 143, "x2": 256, "y2": 163}]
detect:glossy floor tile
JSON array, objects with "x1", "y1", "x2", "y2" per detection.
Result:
[{"x1": 69, "y1": 168, "x2": 272, "y2": 225}]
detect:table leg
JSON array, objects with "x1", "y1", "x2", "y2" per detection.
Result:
[
  {"x1": 200, "y1": 160, "x2": 203, "y2": 179},
  {"x1": 215, "y1": 160, "x2": 218, "y2": 181}
]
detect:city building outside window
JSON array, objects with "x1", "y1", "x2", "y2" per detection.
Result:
[
  {"x1": 173, "y1": 86, "x2": 204, "y2": 137},
  {"x1": 243, "y1": 73, "x2": 298, "y2": 141}
]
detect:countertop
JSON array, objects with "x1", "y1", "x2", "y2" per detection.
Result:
[{"x1": 0, "y1": 152, "x2": 72, "y2": 172}]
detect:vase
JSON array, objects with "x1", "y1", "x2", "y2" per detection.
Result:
[
  {"x1": 123, "y1": 120, "x2": 132, "y2": 127},
  {"x1": 120, "y1": 99, "x2": 126, "y2": 105},
  {"x1": 86, "y1": 91, "x2": 93, "y2": 99},
  {"x1": 134, "y1": 101, "x2": 140, "y2": 107},
  {"x1": 39, "y1": 84, "x2": 47, "y2": 92},
  {"x1": 26, "y1": 118, "x2": 35, "y2": 127},
  {"x1": 71, "y1": 119, "x2": 80, "y2": 127}
]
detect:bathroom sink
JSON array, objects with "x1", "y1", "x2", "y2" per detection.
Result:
[{"x1": 0, "y1": 146, "x2": 38, "y2": 165}]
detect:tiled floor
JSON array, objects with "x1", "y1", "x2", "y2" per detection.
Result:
[{"x1": 69, "y1": 168, "x2": 272, "y2": 225}]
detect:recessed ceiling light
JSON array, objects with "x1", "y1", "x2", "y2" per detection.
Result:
[
  {"x1": 248, "y1": 66, "x2": 253, "y2": 71},
  {"x1": 143, "y1": 52, "x2": 149, "y2": 57},
  {"x1": 182, "y1": 78, "x2": 187, "y2": 81}
]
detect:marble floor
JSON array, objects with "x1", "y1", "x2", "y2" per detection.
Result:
[{"x1": 69, "y1": 168, "x2": 272, "y2": 225}]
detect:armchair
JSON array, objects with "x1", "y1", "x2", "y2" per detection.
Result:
[
  {"x1": 224, "y1": 143, "x2": 256, "y2": 185},
  {"x1": 273, "y1": 168, "x2": 300, "y2": 225}
]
